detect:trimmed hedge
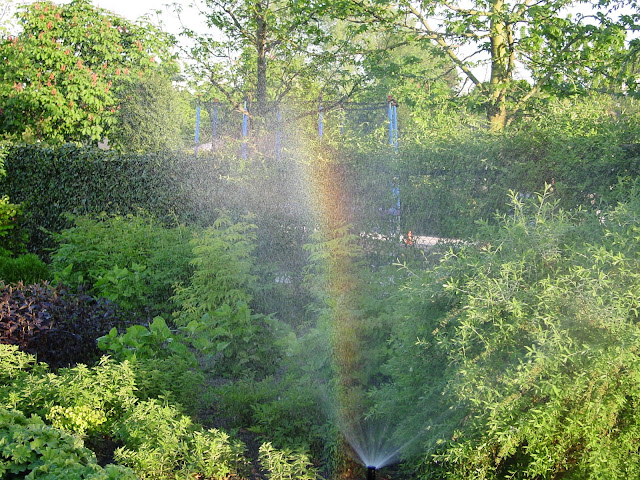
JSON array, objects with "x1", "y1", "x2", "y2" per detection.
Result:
[{"x1": 0, "y1": 144, "x2": 228, "y2": 255}]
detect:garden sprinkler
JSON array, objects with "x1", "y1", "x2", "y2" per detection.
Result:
[{"x1": 366, "y1": 466, "x2": 376, "y2": 480}]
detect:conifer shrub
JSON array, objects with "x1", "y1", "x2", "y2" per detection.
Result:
[{"x1": 0, "y1": 252, "x2": 50, "y2": 284}]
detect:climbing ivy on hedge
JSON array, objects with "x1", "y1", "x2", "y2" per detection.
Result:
[{"x1": 0, "y1": 144, "x2": 227, "y2": 255}]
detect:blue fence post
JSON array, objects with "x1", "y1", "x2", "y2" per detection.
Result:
[
  {"x1": 242, "y1": 100, "x2": 248, "y2": 159},
  {"x1": 194, "y1": 98, "x2": 201, "y2": 156},
  {"x1": 387, "y1": 95, "x2": 394, "y2": 146},
  {"x1": 318, "y1": 95, "x2": 323, "y2": 140},
  {"x1": 387, "y1": 95, "x2": 400, "y2": 229},
  {"x1": 392, "y1": 100, "x2": 399, "y2": 152}
]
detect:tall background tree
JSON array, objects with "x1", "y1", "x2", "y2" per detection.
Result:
[
  {"x1": 175, "y1": 0, "x2": 400, "y2": 125},
  {"x1": 340, "y1": 0, "x2": 635, "y2": 130},
  {"x1": 0, "y1": 0, "x2": 185, "y2": 149}
]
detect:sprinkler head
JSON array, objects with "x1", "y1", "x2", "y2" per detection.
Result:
[{"x1": 366, "y1": 466, "x2": 376, "y2": 480}]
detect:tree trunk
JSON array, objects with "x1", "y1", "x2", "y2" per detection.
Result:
[
  {"x1": 487, "y1": 0, "x2": 510, "y2": 131},
  {"x1": 255, "y1": 1, "x2": 268, "y2": 121}
]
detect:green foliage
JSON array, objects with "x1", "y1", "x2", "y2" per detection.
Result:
[
  {"x1": 350, "y1": 0, "x2": 633, "y2": 129},
  {"x1": 181, "y1": 300, "x2": 283, "y2": 377},
  {"x1": 0, "y1": 355, "x2": 138, "y2": 435},
  {"x1": 0, "y1": 282, "x2": 125, "y2": 369},
  {"x1": 259, "y1": 442, "x2": 318, "y2": 480},
  {"x1": 114, "y1": 399, "x2": 247, "y2": 480},
  {"x1": 0, "y1": 346, "x2": 248, "y2": 479},
  {"x1": 109, "y1": 71, "x2": 193, "y2": 153},
  {"x1": 98, "y1": 317, "x2": 204, "y2": 411},
  {"x1": 0, "y1": 345, "x2": 48, "y2": 383},
  {"x1": 52, "y1": 212, "x2": 193, "y2": 318},
  {"x1": 380, "y1": 187, "x2": 640, "y2": 479},
  {"x1": 98, "y1": 316, "x2": 192, "y2": 363},
  {"x1": 398, "y1": 94, "x2": 640, "y2": 239},
  {"x1": 0, "y1": 0, "x2": 176, "y2": 144},
  {"x1": 0, "y1": 253, "x2": 50, "y2": 284},
  {"x1": 128, "y1": 356, "x2": 205, "y2": 413},
  {"x1": 171, "y1": 215, "x2": 283, "y2": 376},
  {"x1": 0, "y1": 144, "x2": 203, "y2": 256},
  {"x1": 249, "y1": 374, "x2": 332, "y2": 454},
  {"x1": 181, "y1": 0, "x2": 365, "y2": 119},
  {"x1": 0, "y1": 407, "x2": 137, "y2": 480},
  {"x1": 0, "y1": 194, "x2": 27, "y2": 254},
  {"x1": 172, "y1": 215, "x2": 258, "y2": 317}
]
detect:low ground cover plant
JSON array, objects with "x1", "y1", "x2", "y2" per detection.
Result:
[
  {"x1": 0, "y1": 282, "x2": 125, "y2": 369},
  {"x1": 0, "y1": 407, "x2": 137, "y2": 480}
]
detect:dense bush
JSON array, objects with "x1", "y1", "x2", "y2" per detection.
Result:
[
  {"x1": 0, "y1": 252, "x2": 50, "y2": 284},
  {"x1": 376, "y1": 188, "x2": 640, "y2": 479},
  {"x1": 113, "y1": 399, "x2": 248, "y2": 480},
  {"x1": 0, "y1": 407, "x2": 137, "y2": 480},
  {"x1": 0, "y1": 195, "x2": 28, "y2": 255},
  {"x1": 98, "y1": 317, "x2": 204, "y2": 412},
  {"x1": 259, "y1": 442, "x2": 318, "y2": 480},
  {"x1": 51, "y1": 212, "x2": 193, "y2": 319},
  {"x1": 0, "y1": 282, "x2": 126, "y2": 369},
  {"x1": 172, "y1": 215, "x2": 284, "y2": 377},
  {"x1": 0, "y1": 144, "x2": 225, "y2": 255},
  {"x1": 0, "y1": 346, "x2": 250, "y2": 480},
  {"x1": 396, "y1": 95, "x2": 640, "y2": 238}
]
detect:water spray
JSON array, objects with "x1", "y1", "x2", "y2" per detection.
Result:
[{"x1": 366, "y1": 466, "x2": 376, "y2": 480}]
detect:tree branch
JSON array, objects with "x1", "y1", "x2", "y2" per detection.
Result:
[{"x1": 405, "y1": 3, "x2": 486, "y2": 89}]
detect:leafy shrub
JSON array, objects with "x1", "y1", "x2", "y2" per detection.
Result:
[
  {"x1": 0, "y1": 195, "x2": 28, "y2": 255},
  {"x1": 0, "y1": 346, "x2": 248, "y2": 479},
  {"x1": 259, "y1": 442, "x2": 318, "y2": 480},
  {"x1": 396, "y1": 94, "x2": 640, "y2": 238},
  {"x1": 0, "y1": 252, "x2": 50, "y2": 284},
  {"x1": 0, "y1": 144, "x2": 205, "y2": 256},
  {"x1": 181, "y1": 301, "x2": 283, "y2": 377},
  {"x1": 0, "y1": 354, "x2": 138, "y2": 436},
  {"x1": 0, "y1": 282, "x2": 126, "y2": 369},
  {"x1": 0, "y1": 407, "x2": 137, "y2": 480},
  {"x1": 128, "y1": 356, "x2": 205, "y2": 413},
  {"x1": 172, "y1": 215, "x2": 258, "y2": 319},
  {"x1": 0, "y1": 344, "x2": 48, "y2": 384},
  {"x1": 51, "y1": 212, "x2": 193, "y2": 319},
  {"x1": 172, "y1": 215, "x2": 284, "y2": 377},
  {"x1": 381, "y1": 188, "x2": 640, "y2": 479},
  {"x1": 114, "y1": 399, "x2": 247, "y2": 480},
  {"x1": 248, "y1": 375, "x2": 331, "y2": 454},
  {"x1": 212, "y1": 377, "x2": 273, "y2": 428},
  {"x1": 98, "y1": 316, "x2": 193, "y2": 363},
  {"x1": 98, "y1": 317, "x2": 204, "y2": 412}
]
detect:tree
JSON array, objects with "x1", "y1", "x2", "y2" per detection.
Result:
[
  {"x1": 0, "y1": 0, "x2": 16, "y2": 35},
  {"x1": 109, "y1": 71, "x2": 193, "y2": 153},
  {"x1": 343, "y1": 0, "x2": 633, "y2": 130},
  {"x1": 175, "y1": 0, "x2": 377, "y2": 124},
  {"x1": 0, "y1": 0, "x2": 175, "y2": 144}
]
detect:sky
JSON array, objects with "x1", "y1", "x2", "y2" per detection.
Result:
[
  {"x1": 94, "y1": 0, "x2": 194, "y2": 35},
  {"x1": 4, "y1": 0, "x2": 205, "y2": 38}
]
